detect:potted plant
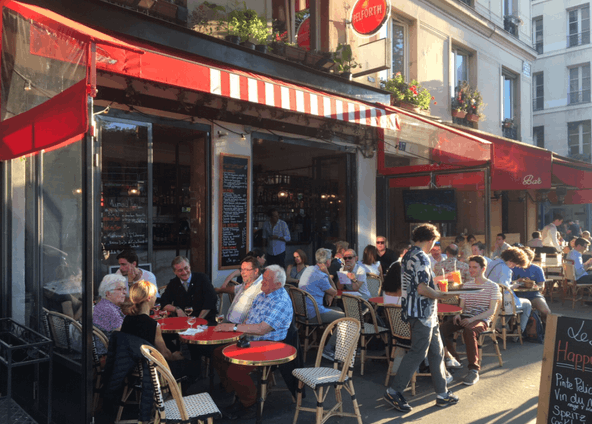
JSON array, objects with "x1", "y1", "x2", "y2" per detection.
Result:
[
  {"x1": 381, "y1": 73, "x2": 433, "y2": 112},
  {"x1": 451, "y1": 81, "x2": 470, "y2": 118},
  {"x1": 190, "y1": 1, "x2": 225, "y2": 36},
  {"x1": 217, "y1": 0, "x2": 243, "y2": 44},
  {"x1": 251, "y1": 14, "x2": 272, "y2": 53},
  {"x1": 502, "y1": 118, "x2": 515, "y2": 128},
  {"x1": 332, "y1": 44, "x2": 361, "y2": 80},
  {"x1": 466, "y1": 87, "x2": 484, "y2": 122}
]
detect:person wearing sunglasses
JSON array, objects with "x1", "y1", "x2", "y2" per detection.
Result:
[
  {"x1": 376, "y1": 236, "x2": 397, "y2": 274},
  {"x1": 336, "y1": 249, "x2": 370, "y2": 299}
]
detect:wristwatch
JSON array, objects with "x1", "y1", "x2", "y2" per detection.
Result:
[{"x1": 233, "y1": 324, "x2": 238, "y2": 332}]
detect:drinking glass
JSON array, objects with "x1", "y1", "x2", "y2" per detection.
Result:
[
  {"x1": 215, "y1": 314, "x2": 224, "y2": 324},
  {"x1": 184, "y1": 307, "x2": 193, "y2": 316},
  {"x1": 153, "y1": 303, "x2": 161, "y2": 313},
  {"x1": 187, "y1": 317, "x2": 197, "y2": 329},
  {"x1": 159, "y1": 310, "x2": 167, "y2": 319}
]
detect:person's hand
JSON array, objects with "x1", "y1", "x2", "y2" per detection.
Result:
[
  {"x1": 453, "y1": 315, "x2": 461, "y2": 325},
  {"x1": 347, "y1": 272, "x2": 356, "y2": 280},
  {"x1": 459, "y1": 317, "x2": 471, "y2": 327},
  {"x1": 163, "y1": 304, "x2": 176, "y2": 313},
  {"x1": 215, "y1": 323, "x2": 234, "y2": 332},
  {"x1": 175, "y1": 308, "x2": 186, "y2": 317},
  {"x1": 171, "y1": 351, "x2": 184, "y2": 361}
]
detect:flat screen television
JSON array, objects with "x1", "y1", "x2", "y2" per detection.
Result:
[{"x1": 402, "y1": 189, "x2": 457, "y2": 223}]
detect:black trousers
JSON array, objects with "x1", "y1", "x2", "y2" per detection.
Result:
[{"x1": 266, "y1": 251, "x2": 286, "y2": 268}]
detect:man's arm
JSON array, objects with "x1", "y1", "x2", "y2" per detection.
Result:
[
  {"x1": 160, "y1": 282, "x2": 178, "y2": 313},
  {"x1": 216, "y1": 321, "x2": 273, "y2": 335},
  {"x1": 281, "y1": 220, "x2": 291, "y2": 242},
  {"x1": 551, "y1": 226, "x2": 562, "y2": 251}
]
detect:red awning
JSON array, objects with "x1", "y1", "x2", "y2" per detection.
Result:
[{"x1": 552, "y1": 154, "x2": 592, "y2": 189}]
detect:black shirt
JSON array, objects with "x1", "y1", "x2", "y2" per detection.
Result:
[
  {"x1": 121, "y1": 314, "x2": 157, "y2": 345},
  {"x1": 382, "y1": 259, "x2": 402, "y2": 294},
  {"x1": 160, "y1": 272, "x2": 218, "y2": 325},
  {"x1": 377, "y1": 249, "x2": 397, "y2": 274}
]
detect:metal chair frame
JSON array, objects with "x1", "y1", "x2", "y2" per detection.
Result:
[
  {"x1": 287, "y1": 286, "x2": 327, "y2": 362},
  {"x1": 497, "y1": 286, "x2": 523, "y2": 350}
]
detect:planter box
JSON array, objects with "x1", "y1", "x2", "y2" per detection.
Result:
[
  {"x1": 152, "y1": 0, "x2": 177, "y2": 20},
  {"x1": 398, "y1": 102, "x2": 421, "y2": 114},
  {"x1": 284, "y1": 45, "x2": 307, "y2": 63},
  {"x1": 452, "y1": 109, "x2": 467, "y2": 119},
  {"x1": 466, "y1": 113, "x2": 480, "y2": 122}
]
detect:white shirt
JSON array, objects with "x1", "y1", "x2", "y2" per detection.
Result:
[
  {"x1": 338, "y1": 263, "x2": 370, "y2": 299},
  {"x1": 262, "y1": 219, "x2": 291, "y2": 256},
  {"x1": 542, "y1": 223, "x2": 561, "y2": 252},
  {"x1": 116, "y1": 268, "x2": 159, "y2": 297},
  {"x1": 226, "y1": 275, "x2": 263, "y2": 324},
  {"x1": 428, "y1": 253, "x2": 447, "y2": 269}
]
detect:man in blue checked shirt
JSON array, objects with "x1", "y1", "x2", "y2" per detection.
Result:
[{"x1": 213, "y1": 265, "x2": 293, "y2": 419}]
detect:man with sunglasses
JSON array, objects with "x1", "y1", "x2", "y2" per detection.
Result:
[
  {"x1": 336, "y1": 249, "x2": 370, "y2": 299},
  {"x1": 376, "y1": 236, "x2": 397, "y2": 275}
]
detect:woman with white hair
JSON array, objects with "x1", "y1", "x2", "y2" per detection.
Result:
[{"x1": 93, "y1": 274, "x2": 127, "y2": 338}]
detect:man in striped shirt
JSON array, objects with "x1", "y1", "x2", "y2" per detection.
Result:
[{"x1": 440, "y1": 255, "x2": 501, "y2": 386}]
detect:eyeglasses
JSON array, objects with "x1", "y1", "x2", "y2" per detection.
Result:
[
  {"x1": 343, "y1": 256, "x2": 355, "y2": 260},
  {"x1": 376, "y1": 241, "x2": 385, "y2": 244},
  {"x1": 241, "y1": 268, "x2": 255, "y2": 272}
]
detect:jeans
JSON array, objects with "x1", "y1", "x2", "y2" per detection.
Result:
[
  {"x1": 390, "y1": 319, "x2": 448, "y2": 396},
  {"x1": 517, "y1": 298, "x2": 532, "y2": 333}
]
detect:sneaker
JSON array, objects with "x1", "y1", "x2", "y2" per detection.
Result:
[
  {"x1": 463, "y1": 370, "x2": 479, "y2": 386},
  {"x1": 445, "y1": 371, "x2": 453, "y2": 385},
  {"x1": 384, "y1": 389, "x2": 412, "y2": 412},
  {"x1": 445, "y1": 357, "x2": 462, "y2": 369},
  {"x1": 436, "y1": 391, "x2": 459, "y2": 407},
  {"x1": 322, "y1": 349, "x2": 335, "y2": 361}
]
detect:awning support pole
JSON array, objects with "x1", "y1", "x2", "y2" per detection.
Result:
[{"x1": 485, "y1": 165, "x2": 491, "y2": 257}]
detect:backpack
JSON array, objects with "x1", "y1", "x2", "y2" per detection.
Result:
[{"x1": 523, "y1": 310, "x2": 544, "y2": 343}]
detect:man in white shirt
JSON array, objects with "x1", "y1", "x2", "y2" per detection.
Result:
[
  {"x1": 262, "y1": 208, "x2": 291, "y2": 268},
  {"x1": 115, "y1": 249, "x2": 159, "y2": 296},
  {"x1": 428, "y1": 242, "x2": 447, "y2": 269},
  {"x1": 217, "y1": 257, "x2": 263, "y2": 324},
  {"x1": 336, "y1": 249, "x2": 370, "y2": 299},
  {"x1": 542, "y1": 214, "x2": 564, "y2": 254},
  {"x1": 566, "y1": 237, "x2": 592, "y2": 285}
]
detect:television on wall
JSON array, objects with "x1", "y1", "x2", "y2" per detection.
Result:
[{"x1": 402, "y1": 189, "x2": 457, "y2": 223}]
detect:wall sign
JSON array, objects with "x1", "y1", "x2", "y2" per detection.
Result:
[
  {"x1": 219, "y1": 154, "x2": 250, "y2": 269},
  {"x1": 350, "y1": 0, "x2": 391, "y2": 37},
  {"x1": 537, "y1": 314, "x2": 592, "y2": 423}
]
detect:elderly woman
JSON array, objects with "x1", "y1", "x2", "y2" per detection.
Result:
[{"x1": 93, "y1": 274, "x2": 127, "y2": 337}]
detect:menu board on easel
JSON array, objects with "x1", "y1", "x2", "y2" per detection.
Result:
[
  {"x1": 219, "y1": 154, "x2": 250, "y2": 269},
  {"x1": 537, "y1": 314, "x2": 592, "y2": 423}
]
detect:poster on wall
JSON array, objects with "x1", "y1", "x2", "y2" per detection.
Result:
[{"x1": 219, "y1": 154, "x2": 251, "y2": 269}]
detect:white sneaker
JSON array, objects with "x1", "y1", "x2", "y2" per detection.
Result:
[
  {"x1": 445, "y1": 371, "x2": 454, "y2": 385},
  {"x1": 445, "y1": 357, "x2": 462, "y2": 369}
]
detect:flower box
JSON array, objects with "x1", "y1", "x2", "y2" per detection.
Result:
[
  {"x1": 398, "y1": 102, "x2": 421, "y2": 114},
  {"x1": 152, "y1": 0, "x2": 178, "y2": 20},
  {"x1": 466, "y1": 113, "x2": 480, "y2": 123},
  {"x1": 452, "y1": 109, "x2": 467, "y2": 119}
]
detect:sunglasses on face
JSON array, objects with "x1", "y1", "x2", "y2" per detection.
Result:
[
  {"x1": 343, "y1": 256, "x2": 355, "y2": 260},
  {"x1": 376, "y1": 241, "x2": 385, "y2": 244}
]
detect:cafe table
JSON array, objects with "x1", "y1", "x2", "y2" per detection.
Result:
[
  {"x1": 437, "y1": 303, "x2": 463, "y2": 317},
  {"x1": 179, "y1": 326, "x2": 243, "y2": 345},
  {"x1": 369, "y1": 296, "x2": 385, "y2": 306},
  {"x1": 335, "y1": 290, "x2": 360, "y2": 299},
  {"x1": 513, "y1": 285, "x2": 542, "y2": 293},
  {"x1": 157, "y1": 317, "x2": 207, "y2": 333},
  {"x1": 223, "y1": 341, "x2": 297, "y2": 424}
]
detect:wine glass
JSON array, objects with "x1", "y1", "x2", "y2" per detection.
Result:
[
  {"x1": 215, "y1": 314, "x2": 224, "y2": 325},
  {"x1": 153, "y1": 303, "x2": 161, "y2": 316},
  {"x1": 159, "y1": 310, "x2": 167, "y2": 319},
  {"x1": 187, "y1": 317, "x2": 197, "y2": 329},
  {"x1": 184, "y1": 306, "x2": 193, "y2": 317}
]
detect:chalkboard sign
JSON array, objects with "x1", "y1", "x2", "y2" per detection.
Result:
[
  {"x1": 219, "y1": 154, "x2": 250, "y2": 269},
  {"x1": 101, "y1": 192, "x2": 149, "y2": 254},
  {"x1": 537, "y1": 314, "x2": 592, "y2": 423}
]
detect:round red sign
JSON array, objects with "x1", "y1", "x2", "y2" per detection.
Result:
[
  {"x1": 297, "y1": 17, "x2": 310, "y2": 51},
  {"x1": 350, "y1": 0, "x2": 390, "y2": 37}
]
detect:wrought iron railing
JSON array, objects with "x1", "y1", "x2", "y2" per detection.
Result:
[
  {"x1": 502, "y1": 126, "x2": 518, "y2": 140},
  {"x1": 568, "y1": 89, "x2": 591, "y2": 105},
  {"x1": 533, "y1": 97, "x2": 544, "y2": 111},
  {"x1": 567, "y1": 30, "x2": 591, "y2": 48},
  {"x1": 535, "y1": 42, "x2": 543, "y2": 54}
]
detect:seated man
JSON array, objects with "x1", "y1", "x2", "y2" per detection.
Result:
[
  {"x1": 213, "y1": 265, "x2": 293, "y2": 420},
  {"x1": 491, "y1": 233, "x2": 511, "y2": 260},
  {"x1": 527, "y1": 231, "x2": 543, "y2": 248},
  {"x1": 216, "y1": 256, "x2": 263, "y2": 324},
  {"x1": 471, "y1": 242, "x2": 492, "y2": 267},
  {"x1": 428, "y1": 242, "x2": 447, "y2": 270},
  {"x1": 335, "y1": 249, "x2": 370, "y2": 299},
  {"x1": 440, "y1": 256, "x2": 501, "y2": 386},
  {"x1": 434, "y1": 244, "x2": 471, "y2": 284},
  {"x1": 566, "y1": 237, "x2": 592, "y2": 285}
]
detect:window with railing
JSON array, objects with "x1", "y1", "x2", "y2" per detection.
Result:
[
  {"x1": 502, "y1": 126, "x2": 518, "y2": 140},
  {"x1": 533, "y1": 72, "x2": 544, "y2": 111},
  {"x1": 568, "y1": 64, "x2": 591, "y2": 105},
  {"x1": 568, "y1": 5, "x2": 590, "y2": 48},
  {"x1": 533, "y1": 126, "x2": 544, "y2": 148},
  {"x1": 568, "y1": 120, "x2": 591, "y2": 161},
  {"x1": 533, "y1": 17, "x2": 543, "y2": 54}
]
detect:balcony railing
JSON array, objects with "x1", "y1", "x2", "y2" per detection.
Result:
[
  {"x1": 568, "y1": 89, "x2": 591, "y2": 105},
  {"x1": 533, "y1": 97, "x2": 544, "y2": 111},
  {"x1": 568, "y1": 31, "x2": 591, "y2": 48},
  {"x1": 504, "y1": 16, "x2": 520, "y2": 38},
  {"x1": 502, "y1": 126, "x2": 518, "y2": 140},
  {"x1": 534, "y1": 42, "x2": 543, "y2": 54}
]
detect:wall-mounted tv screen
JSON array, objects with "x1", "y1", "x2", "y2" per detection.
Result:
[{"x1": 402, "y1": 189, "x2": 457, "y2": 223}]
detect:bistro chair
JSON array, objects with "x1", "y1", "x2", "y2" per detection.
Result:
[
  {"x1": 563, "y1": 259, "x2": 592, "y2": 308},
  {"x1": 140, "y1": 344, "x2": 221, "y2": 424},
  {"x1": 291, "y1": 318, "x2": 363, "y2": 424},
  {"x1": 287, "y1": 286, "x2": 327, "y2": 362},
  {"x1": 383, "y1": 305, "x2": 429, "y2": 392},
  {"x1": 341, "y1": 293, "x2": 389, "y2": 375},
  {"x1": 227, "y1": 280, "x2": 240, "y2": 305},
  {"x1": 497, "y1": 287, "x2": 523, "y2": 350},
  {"x1": 43, "y1": 308, "x2": 82, "y2": 369},
  {"x1": 543, "y1": 253, "x2": 564, "y2": 302},
  {"x1": 92, "y1": 326, "x2": 110, "y2": 414},
  {"x1": 476, "y1": 301, "x2": 503, "y2": 368},
  {"x1": 366, "y1": 273, "x2": 382, "y2": 298}
]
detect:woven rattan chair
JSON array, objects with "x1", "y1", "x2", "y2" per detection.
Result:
[
  {"x1": 92, "y1": 326, "x2": 109, "y2": 413},
  {"x1": 366, "y1": 273, "x2": 382, "y2": 298},
  {"x1": 287, "y1": 286, "x2": 327, "y2": 362},
  {"x1": 341, "y1": 293, "x2": 389, "y2": 375},
  {"x1": 292, "y1": 318, "x2": 363, "y2": 424},
  {"x1": 563, "y1": 259, "x2": 592, "y2": 308},
  {"x1": 543, "y1": 253, "x2": 564, "y2": 302},
  {"x1": 140, "y1": 345, "x2": 221, "y2": 424},
  {"x1": 383, "y1": 305, "x2": 430, "y2": 393},
  {"x1": 476, "y1": 302, "x2": 503, "y2": 368},
  {"x1": 497, "y1": 286, "x2": 523, "y2": 350}
]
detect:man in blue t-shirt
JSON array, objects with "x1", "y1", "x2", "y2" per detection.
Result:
[{"x1": 567, "y1": 237, "x2": 592, "y2": 285}]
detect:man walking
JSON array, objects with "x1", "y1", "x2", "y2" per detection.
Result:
[{"x1": 384, "y1": 224, "x2": 459, "y2": 412}]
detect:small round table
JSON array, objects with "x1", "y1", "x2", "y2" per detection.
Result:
[
  {"x1": 513, "y1": 286, "x2": 542, "y2": 293},
  {"x1": 369, "y1": 296, "x2": 385, "y2": 306},
  {"x1": 437, "y1": 304, "x2": 463, "y2": 317},
  {"x1": 223, "y1": 341, "x2": 297, "y2": 424},
  {"x1": 158, "y1": 317, "x2": 207, "y2": 333},
  {"x1": 179, "y1": 326, "x2": 243, "y2": 345},
  {"x1": 335, "y1": 290, "x2": 359, "y2": 299}
]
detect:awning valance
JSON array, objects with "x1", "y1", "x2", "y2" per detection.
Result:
[{"x1": 552, "y1": 154, "x2": 592, "y2": 189}]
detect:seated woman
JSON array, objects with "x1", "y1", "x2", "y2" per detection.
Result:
[
  {"x1": 121, "y1": 280, "x2": 199, "y2": 382},
  {"x1": 93, "y1": 274, "x2": 127, "y2": 354},
  {"x1": 382, "y1": 258, "x2": 402, "y2": 305},
  {"x1": 358, "y1": 245, "x2": 382, "y2": 277},
  {"x1": 286, "y1": 249, "x2": 308, "y2": 285},
  {"x1": 512, "y1": 247, "x2": 551, "y2": 320}
]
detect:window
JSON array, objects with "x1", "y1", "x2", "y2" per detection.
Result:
[
  {"x1": 568, "y1": 120, "x2": 591, "y2": 161},
  {"x1": 568, "y1": 5, "x2": 590, "y2": 47},
  {"x1": 452, "y1": 48, "x2": 470, "y2": 88},
  {"x1": 391, "y1": 19, "x2": 408, "y2": 77},
  {"x1": 533, "y1": 72, "x2": 544, "y2": 111},
  {"x1": 568, "y1": 64, "x2": 591, "y2": 104},
  {"x1": 533, "y1": 126, "x2": 545, "y2": 148},
  {"x1": 533, "y1": 17, "x2": 543, "y2": 54},
  {"x1": 502, "y1": 71, "x2": 517, "y2": 121}
]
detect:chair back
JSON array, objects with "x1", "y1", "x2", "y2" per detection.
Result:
[
  {"x1": 384, "y1": 305, "x2": 411, "y2": 341},
  {"x1": 140, "y1": 344, "x2": 186, "y2": 422},
  {"x1": 563, "y1": 259, "x2": 576, "y2": 282},
  {"x1": 315, "y1": 318, "x2": 360, "y2": 376},
  {"x1": 499, "y1": 285, "x2": 518, "y2": 315},
  {"x1": 287, "y1": 286, "x2": 322, "y2": 325},
  {"x1": 366, "y1": 273, "x2": 382, "y2": 297},
  {"x1": 45, "y1": 308, "x2": 78, "y2": 351}
]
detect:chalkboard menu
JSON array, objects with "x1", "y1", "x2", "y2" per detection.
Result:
[
  {"x1": 219, "y1": 154, "x2": 250, "y2": 269},
  {"x1": 537, "y1": 315, "x2": 592, "y2": 423}
]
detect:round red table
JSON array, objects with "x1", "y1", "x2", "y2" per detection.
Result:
[
  {"x1": 437, "y1": 304, "x2": 463, "y2": 317},
  {"x1": 335, "y1": 290, "x2": 359, "y2": 299},
  {"x1": 158, "y1": 317, "x2": 207, "y2": 333},
  {"x1": 369, "y1": 296, "x2": 385, "y2": 306},
  {"x1": 179, "y1": 326, "x2": 243, "y2": 345},
  {"x1": 223, "y1": 341, "x2": 297, "y2": 424}
]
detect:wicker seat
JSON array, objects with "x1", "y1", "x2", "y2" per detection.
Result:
[
  {"x1": 498, "y1": 286, "x2": 523, "y2": 350},
  {"x1": 140, "y1": 344, "x2": 221, "y2": 424},
  {"x1": 366, "y1": 273, "x2": 382, "y2": 298},
  {"x1": 476, "y1": 303, "x2": 503, "y2": 368},
  {"x1": 383, "y1": 305, "x2": 429, "y2": 393},
  {"x1": 563, "y1": 259, "x2": 592, "y2": 308},
  {"x1": 91, "y1": 326, "x2": 109, "y2": 414},
  {"x1": 287, "y1": 286, "x2": 327, "y2": 362},
  {"x1": 291, "y1": 318, "x2": 363, "y2": 424},
  {"x1": 341, "y1": 294, "x2": 389, "y2": 375},
  {"x1": 543, "y1": 254, "x2": 565, "y2": 302}
]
